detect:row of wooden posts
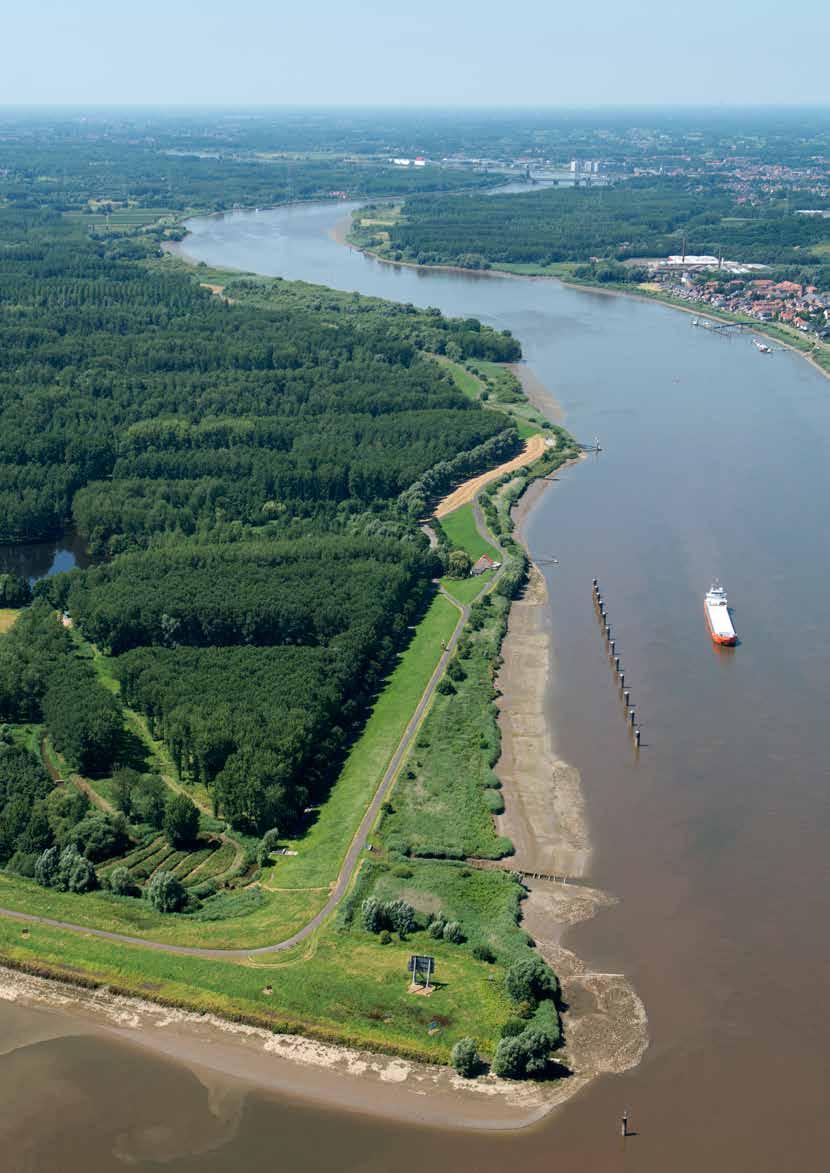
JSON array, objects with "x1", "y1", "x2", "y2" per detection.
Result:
[{"x1": 592, "y1": 579, "x2": 641, "y2": 749}]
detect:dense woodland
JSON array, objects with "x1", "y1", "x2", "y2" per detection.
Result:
[
  {"x1": 0, "y1": 138, "x2": 496, "y2": 215},
  {"x1": 0, "y1": 203, "x2": 521, "y2": 834},
  {"x1": 386, "y1": 180, "x2": 830, "y2": 273}
]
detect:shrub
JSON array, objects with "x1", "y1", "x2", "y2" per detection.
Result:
[
  {"x1": 108, "y1": 866, "x2": 137, "y2": 897},
  {"x1": 442, "y1": 920, "x2": 464, "y2": 944},
  {"x1": 67, "y1": 854, "x2": 97, "y2": 893},
  {"x1": 500, "y1": 1018, "x2": 527, "y2": 1039},
  {"x1": 386, "y1": 898, "x2": 416, "y2": 937},
  {"x1": 147, "y1": 870, "x2": 186, "y2": 913},
  {"x1": 483, "y1": 788, "x2": 505, "y2": 814},
  {"x1": 361, "y1": 896, "x2": 385, "y2": 933},
  {"x1": 163, "y1": 793, "x2": 200, "y2": 848},
  {"x1": 379, "y1": 930, "x2": 392, "y2": 945},
  {"x1": 505, "y1": 956, "x2": 559, "y2": 1006},
  {"x1": 472, "y1": 943, "x2": 496, "y2": 963},
  {"x1": 451, "y1": 1037, "x2": 480, "y2": 1078},
  {"x1": 518, "y1": 1027, "x2": 556, "y2": 1076},
  {"x1": 447, "y1": 549, "x2": 472, "y2": 578},
  {"x1": 34, "y1": 845, "x2": 60, "y2": 888},
  {"x1": 72, "y1": 811, "x2": 129, "y2": 862},
  {"x1": 436, "y1": 678, "x2": 456, "y2": 696},
  {"x1": 428, "y1": 914, "x2": 446, "y2": 940},
  {"x1": 446, "y1": 659, "x2": 466, "y2": 682},
  {"x1": 492, "y1": 1036, "x2": 525, "y2": 1079},
  {"x1": 392, "y1": 864, "x2": 413, "y2": 878}
]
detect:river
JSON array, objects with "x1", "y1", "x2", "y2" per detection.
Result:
[{"x1": 3, "y1": 201, "x2": 830, "y2": 1171}]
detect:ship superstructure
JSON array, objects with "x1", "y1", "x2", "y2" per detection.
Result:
[{"x1": 704, "y1": 581, "x2": 737, "y2": 646}]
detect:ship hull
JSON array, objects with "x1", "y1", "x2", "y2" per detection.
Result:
[{"x1": 704, "y1": 604, "x2": 737, "y2": 645}]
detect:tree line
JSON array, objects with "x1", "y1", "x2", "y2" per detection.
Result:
[{"x1": 386, "y1": 179, "x2": 830, "y2": 268}]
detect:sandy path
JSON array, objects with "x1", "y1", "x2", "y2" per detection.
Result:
[{"x1": 434, "y1": 434, "x2": 547, "y2": 518}]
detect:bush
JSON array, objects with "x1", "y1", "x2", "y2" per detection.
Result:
[
  {"x1": 499, "y1": 1018, "x2": 527, "y2": 1039},
  {"x1": 451, "y1": 1037, "x2": 480, "y2": 1078},
  {"x1": 392, "y1": 864, "x2": 413, "y2": 878},
  {"x1": 472, "y1": 943, "x2": 496, "y2": 963},
  {"x1": 483, "y1": 788, "x2": 505, "y2": 814},
  {"x1": 442, "y1": 920, "x2": 464, "y2": 944},
  {"x1": 67, "y1": 854, "x2": 97, "y2": 893},
  {"x1": 436, "y1": 678, "x2": 456, "y2": 696},
  {"x1": 447, "y1": 549, "x2": 472, "y2": 578},
  {"x1": 446, "y1": 659, "x2": 466, "y2": 682},
  {"x1": 492, "y1": 1035, "x2": 525, "y2": 1079},
  {"x1": 379, "y1": 930, "x2": 392, "y2": 945},
  {"x1": 72, "y1": 811, "x2": 129, "y2": 862},
  {"x1": 108, "y1": 865, "x2": 137, "y2": 897},
  {"x1": 428, "y1": 913, "x2": 446, "y2": 939},
  {"x1": 505, "y1": 956, "x2": 559, "y2": 1006},
  {"x1": 361, "y1": 896, "x2": 385, "y2": 933},
  {"x1": 34, "y1": 845, "x2": 60, "y2": 887},
  {"x1": 163, "y1": 793, "x2": 200, "y2": 848},
  {"x1": 146, "y1": 870, "x2": 186, "y2": 913},
  {"x1": 386, "y1": 898, "x2": 416, "y2": 937}
]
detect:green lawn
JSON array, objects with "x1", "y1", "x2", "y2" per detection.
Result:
[
  {"x1": 440, "y1": 572, "x2": 492, "y2": 605},
  {"x1": 433, "y1": 355, "x2": 482, "y2": 401},
  {"x1": 438, "y1": 503, "x2": 499, "y2": 563},
  {"x1": 0, "y1": 897, "x2": 513, "y2": 1061},
  {"x1": 380, "y1": 595, "x2": 512, "y2": 861}
]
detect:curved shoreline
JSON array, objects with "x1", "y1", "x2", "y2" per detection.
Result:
[{"x1": 341, "y1": 216, "x2": 830, "y2": 384}]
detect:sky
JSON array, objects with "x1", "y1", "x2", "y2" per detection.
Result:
[{"x1": 2, "y1": 0, "x2": 828, "y2": 107}]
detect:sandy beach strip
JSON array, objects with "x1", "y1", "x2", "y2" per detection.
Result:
[{"x1": 0, "y1": 964, "x2": 592, "y2": 1132}]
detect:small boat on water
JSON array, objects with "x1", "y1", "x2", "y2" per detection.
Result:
[
  {"x1": 705, "y1": 581, "x2": 738, "y2": 646},
  {"x1": 753, "y1": 338, "x2": 773, "y2": 354}
]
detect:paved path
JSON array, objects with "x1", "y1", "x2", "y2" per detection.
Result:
[{"x1": 0, "y1": 591, "x2": 468, "y2": 960}]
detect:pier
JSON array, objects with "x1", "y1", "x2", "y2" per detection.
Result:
[{"x1": 592, "y1": 578, "x2": 642, "y2": 749}]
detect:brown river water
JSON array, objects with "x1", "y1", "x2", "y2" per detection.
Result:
[{"x1": 3, "y1": 201, "x2": 829, "y2": 1171}]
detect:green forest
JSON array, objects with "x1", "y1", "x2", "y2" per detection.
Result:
[
  {"x1": 0, "y1": 203, "x2": 522, "y2": 841},
  {"x1": 383, "y1": 179, "x2": 830, "y2": 272}
]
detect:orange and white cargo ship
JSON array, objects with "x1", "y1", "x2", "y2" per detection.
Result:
[{"x1": 705, "y1": 581, "x2": 737, "y2": 646}]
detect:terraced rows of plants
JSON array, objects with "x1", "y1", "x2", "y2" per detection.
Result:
[{"x1": 97, "y1": 833, "x2": 237, "y2": 893}]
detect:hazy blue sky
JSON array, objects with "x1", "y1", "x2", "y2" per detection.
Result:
[{"x1": 3, "y1": 0, "x2": 828, "y2": 106}]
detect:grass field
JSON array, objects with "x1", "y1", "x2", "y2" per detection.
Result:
[
  {"x1": 0, "y1": 906, "x2": 514, "y2": 1060},
  {"x1": 438, "y1": 503, "x2": 499, "y2": 563},
  {"x1": 380, "y1": 595, "x2": 512, "y2": 861},
  {"x1": 0, "y1": 609, "x2": 19, "y2": 635},
  {"x1": 433, "y1": 355, "x2": 548, "y2": 443},
  {"x1": 441, "y1": 573, "x2": 491, "y2": 605},
  {"x1": 65, "y1": 207, "x2": 176, "y2": 228},
  {"x1": 434, "y1": 355, "x2": 482, "y2": 401}
]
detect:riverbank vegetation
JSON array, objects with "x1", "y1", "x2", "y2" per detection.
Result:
[{"x1": 373, "y1": 180, "x2": 830, "y2": 271}]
